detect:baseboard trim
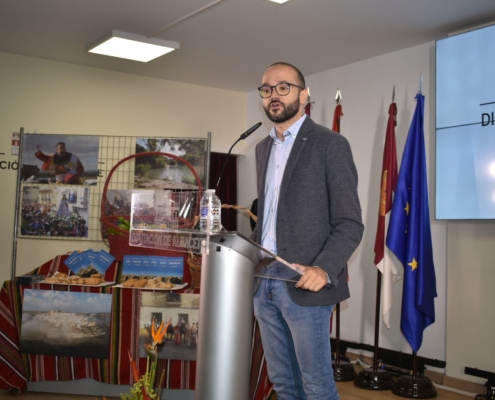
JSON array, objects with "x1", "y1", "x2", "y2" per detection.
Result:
[{"x1": 442, "y1": 375, "x2": 486, "y2": 395}]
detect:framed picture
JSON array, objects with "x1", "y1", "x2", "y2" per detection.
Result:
[
  {"x1": 134, "y1": 138, "x2": 206, "y2": 190},
  {"x1": 20, "y1": 185, "x2": 90, "y2": 238},
  {"x1": 20, "y1": 133, "x2": 100, "y2": 185},
  {"x1": 139, "y1": 292, "x2": 200, "y2": 360},
  {"x1": 20, "y1": 290, "x2": 112, "y2": 359}
]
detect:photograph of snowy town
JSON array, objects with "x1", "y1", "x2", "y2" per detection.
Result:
[{"x1": 20, "y1": 289, "x2": 112, "y2": 359}]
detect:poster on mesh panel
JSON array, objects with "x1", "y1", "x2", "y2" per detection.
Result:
[
  {"x1": 20, "y1": 289, "x2": 112, "y2": 359},
  {"x1": 20, "y1": 185, "x2": 90, "y2": 238},
  {"x1": 139, "y1": 292, "x2": 200, "y2": 360},
  {"x1": 20, "y1": 134, "x2": 99, "y2": 186},
  {"x1": 134, "y1": 138, "x2": 206, "y2": 190}
]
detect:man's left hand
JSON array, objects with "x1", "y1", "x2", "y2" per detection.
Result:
[{"x1": 294, "y1": 264, "x2": 328, "y2": 292}]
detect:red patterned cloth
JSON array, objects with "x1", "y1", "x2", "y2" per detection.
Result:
[{"x1": 0, "y1": 255, "x2": 271, "y2": 399}]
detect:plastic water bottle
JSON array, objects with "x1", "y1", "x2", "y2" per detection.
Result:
[{"x1": 200, "y1": 189, "x2": 222, "y2": 233}]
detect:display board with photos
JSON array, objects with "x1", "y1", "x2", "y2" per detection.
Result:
[
  {"x1": 118, "y1": 254, "x2": 186, "y2": 290},
  {"x1": 16, "y1": 133, "x2": 209, "y2": 242}
]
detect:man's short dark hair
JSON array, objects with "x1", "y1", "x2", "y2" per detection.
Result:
[
  {"x1": 269, "y1": 62, "x2": 306, "y2": 88},
  {"x1": 56, "y1": 142, "x2": 66, "y2": 148}
]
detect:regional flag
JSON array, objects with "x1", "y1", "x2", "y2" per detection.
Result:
[
  {"x1": 332, "y1": 104, "x2": 343, "y2": 133},
  {"x1": 386, "y1": 93, "x2": 437, "y2": 352},
  {"x1": 374, "y1": 102, "x2": 400, "y2": 329}
]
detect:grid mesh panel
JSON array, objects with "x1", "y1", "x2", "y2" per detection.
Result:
[{"x1": 17, "y1": 135, "x2": 206, "y2": 242}]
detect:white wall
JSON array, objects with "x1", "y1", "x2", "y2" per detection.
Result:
[
  {"x1": 239, "y1": 42, "x2": 494, "y2": 383},
  {"x1": 0, "y1": 51, "x2": 246, "y2": 285},
  {"x1": 446, "y1": 222, "x2": 495, "y2": 383}
]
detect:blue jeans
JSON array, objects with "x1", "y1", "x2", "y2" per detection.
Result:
[{"x1": 253, "y1": 265, "x2": 339, "y2": 400}]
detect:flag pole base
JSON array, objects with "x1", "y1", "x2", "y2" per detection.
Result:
[
  {"x1": 392, "y1": 375, "x2": 437, "y2": 398},
  {"x1": 332, "y1": 360, "x2": 357, "y2": 382},
  {"x1": 354, "y1": 368, "x2": 394, "y2": 390}
]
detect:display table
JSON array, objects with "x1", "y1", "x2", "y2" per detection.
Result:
[{"x1": 0, "y1": 255, "x2": 273, "y2": 399}]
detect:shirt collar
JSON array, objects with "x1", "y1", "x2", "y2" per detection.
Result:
[{"x1": 269, "y1": 114, "x2": 307, "y2": 142}]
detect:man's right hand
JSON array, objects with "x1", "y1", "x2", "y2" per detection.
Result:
[
  {"x1": 293, "y1": 264, "x2": 328, "y2": 292},
  {"x1": 34, "y1": 141, "x2": 41, "y2": 152}
]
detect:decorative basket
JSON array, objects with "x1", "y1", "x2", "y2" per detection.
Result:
[
  {"x1": 100, "y1": 151, "x2": 203, "y2": 262},
  {"x1": 187, "y1": 251, "x2": 202, "y2": 290}
]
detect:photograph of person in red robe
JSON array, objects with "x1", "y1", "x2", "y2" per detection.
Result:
[
  {"x1": 35, "y1": 141, "x2": 84, "y2": 184},
  {"x1": 20, "y1": 134, "x2": 99, "y2": 185}
]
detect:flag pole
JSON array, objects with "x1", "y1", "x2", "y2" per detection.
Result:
[
  {"x1": 413, "y1": 351, "x2": 417, "y2": 378},
  {"x1": 373, "y1": 272, "x2": 381, "y2": 371},
  {"x1": 330, "y1": 89, "x2": 356, "y2": 382},
  {"x1": 354, "y1": 270, "x2": 394, "y2": 390},
  {"x1": 356, "y1": 89, "x2": 398, "y2": 391},
  {"x1": 332, "y1": 303, "x2": 357, "y2": 381}
]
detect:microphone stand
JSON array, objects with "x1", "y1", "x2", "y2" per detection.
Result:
[
  {"x1": 215, "y1": 122, "x2": 262, "y2": 190},
  {"x1": 215, "y1": 137, "x2": 241, "y2": 189}
]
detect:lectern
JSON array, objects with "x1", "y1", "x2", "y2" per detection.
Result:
[{"x1": 194, "y1": 232, "x2": 257, "y2": 400}]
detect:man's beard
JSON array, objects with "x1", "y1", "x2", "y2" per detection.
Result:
[
  {"x1": 53, "y1": 152, "x2": 72, "y2": 166},
  {"x1": 263, "y1": 97, "x2": 300, "y2": 123}
]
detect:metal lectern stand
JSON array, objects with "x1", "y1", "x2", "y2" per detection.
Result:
[{"x1": 194, "y1": 232, "x2": 257, "y2": 400}]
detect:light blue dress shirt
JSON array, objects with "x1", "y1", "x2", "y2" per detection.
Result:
[{"x1": 262, "y1": 114, "x2": 307, "y2": 255}]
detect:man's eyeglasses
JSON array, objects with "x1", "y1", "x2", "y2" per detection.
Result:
[{"x1": 258, "y1": 82, "x2": 305, "y2": 98}]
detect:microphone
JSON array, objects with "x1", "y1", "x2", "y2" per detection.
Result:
[
  {"x1": 239, "y1": 122, "x2": 262, "y2": 140},
  {"x1": 215, "y1": 122, "x2": 262, "y2": 189}
]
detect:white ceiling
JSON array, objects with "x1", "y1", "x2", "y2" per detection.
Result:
[{"x1": 2, "y1": 0, "x2": 495, "y2": 92}]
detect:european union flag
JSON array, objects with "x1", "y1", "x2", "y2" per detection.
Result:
[{"x1": 386, "y1": 93, "x2": 437, "y2": 353}]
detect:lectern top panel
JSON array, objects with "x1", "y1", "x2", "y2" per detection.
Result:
[
  {"x1": 213, "y1": 232, "x2": 331, "y2": 286},
  {"x1": 208, "y1": 232, "x2": 258, "y2": 261},
  {"x1": 210, "y1": 232, "x2": 310, "y2": 284}
]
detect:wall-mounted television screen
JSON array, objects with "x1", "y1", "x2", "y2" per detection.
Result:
[{"x1": 436, "y1": 24, "x2": 495, "y2": 219}]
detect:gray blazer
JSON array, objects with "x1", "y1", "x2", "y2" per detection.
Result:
[{"x1": 251, "y1": 117, "x2": 364, "y2": 306}]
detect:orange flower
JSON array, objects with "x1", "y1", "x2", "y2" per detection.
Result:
[{"x1": 150, "y1": 317, "x2": 167, "y2": 347}]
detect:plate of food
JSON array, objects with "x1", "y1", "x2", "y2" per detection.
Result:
[
  {"x1": 41, "y1": 272, "x2": 114, "y2": 287},
  {"x1": 115, "y1": 277, "x2": 188, "y2": 291}
]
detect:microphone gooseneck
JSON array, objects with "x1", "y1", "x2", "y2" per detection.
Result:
[{"x1": 215, "y1": 122, "x2": 262, "y2": 189}]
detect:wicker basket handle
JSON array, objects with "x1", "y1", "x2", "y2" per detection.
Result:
[{"x1": 100, "y1": 151, "x2": 204, "y2": 244}]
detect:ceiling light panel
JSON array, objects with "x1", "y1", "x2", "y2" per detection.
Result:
[
  {"x1": 263, "y1": 0, "x2": 294, "y2": 4},
  {"x1": 86, "y1": 30, "x2": 179, "y2": 62}
]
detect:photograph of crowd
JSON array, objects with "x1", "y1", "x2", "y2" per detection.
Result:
[
  {"x1": 139, "y1": 292, "x2": 200, "y2": 361},
  {"x1": 105, "y1": 189, "x2": 151, "y2": 217},
  {"x1": 20, "y1": 185, "x2": 90, "y2": 238}
]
